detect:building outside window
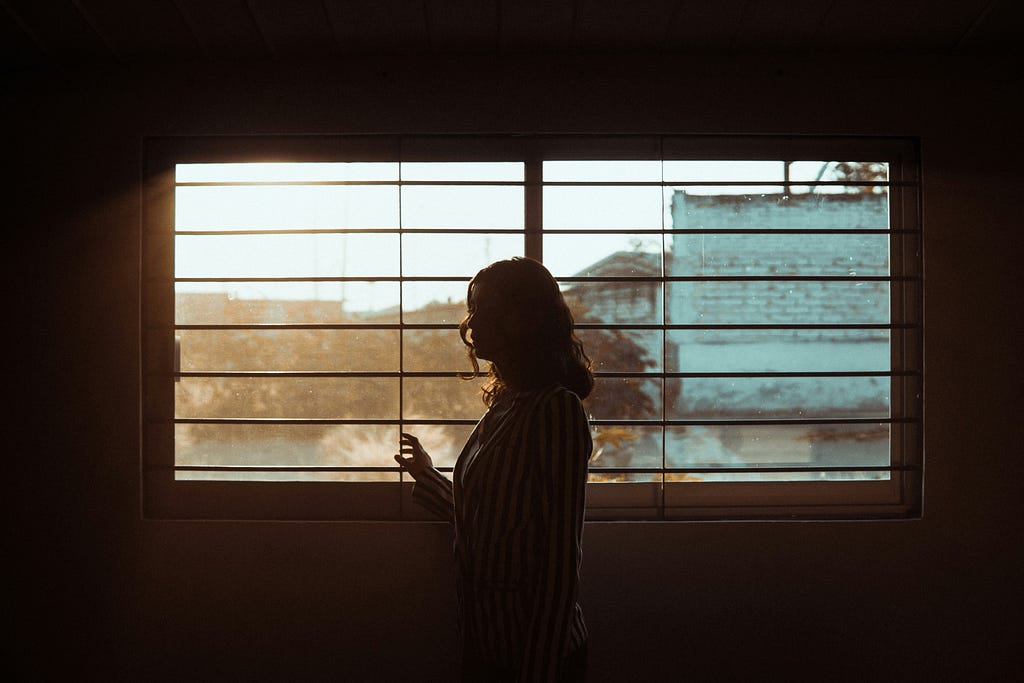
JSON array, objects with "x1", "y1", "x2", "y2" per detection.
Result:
[{"x1": 142, "y1": 136, "x2": 921, "y2": 520}]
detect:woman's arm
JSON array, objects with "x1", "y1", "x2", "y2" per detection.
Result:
[
  {"x1": 520, "y1": 389, "x2": 592, "y2": 682},
  {"x1": 395, "y1": 432, "x2": 454, "y2": 522}
]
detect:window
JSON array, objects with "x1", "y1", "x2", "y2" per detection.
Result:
[{"x1": 143, "y1": 135, "x2": 921, "y2": 520}]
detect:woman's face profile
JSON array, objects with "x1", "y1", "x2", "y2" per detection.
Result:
[{"x1": 466, "y1": 283, "x2": 508, "y2": 362}]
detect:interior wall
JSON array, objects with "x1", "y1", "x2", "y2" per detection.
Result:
[{"x1": 8, "y1": 53, "x2": 1022, "y2": 681}]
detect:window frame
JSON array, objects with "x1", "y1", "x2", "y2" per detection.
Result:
[{"x1": 142, "y1": 134, "x2": 922, "y2": 521}]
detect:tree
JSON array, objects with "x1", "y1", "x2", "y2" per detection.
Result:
[{"x1": 831, "y1": 161, "x2": 888, "y2": 194}]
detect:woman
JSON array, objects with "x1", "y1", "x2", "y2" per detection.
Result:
[{"x1": 394, "y1": 257, "x2": 593, "y2": 683}]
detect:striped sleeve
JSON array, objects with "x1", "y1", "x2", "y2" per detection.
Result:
[
  {"x1": 520, "y1": 389, "x2": 591, "y2": 682},
  {"x1": 410, "y1": 466, "x2": 455, "y2": 523}
]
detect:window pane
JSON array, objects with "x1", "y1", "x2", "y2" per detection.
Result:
[
  {"x1": 666, "y1": 376, "x2": 890, "y2": 419},
  {"x1": 577, "y1": 329, "x2": 663, "y2": 373},
  {"x1": 175, "y1": 281, "x2": 400, "y2": 324},
  {"x1": 403, "y1": 329, "x2": 470, "y2": 372},
  {"x1": 662, "y1": 160, "x2": 783, "y2": 183},
  {"x1": 786, "y1": 161, "x2": 889, "y2": 183},
  {"x1": 668, "y1": 329, "x2": 891, "y2": 373},
  {"x1": 176, "y1": 423, "x2": 400, "y2": 480},
  {"x1": 667, "y1": 281, "x2": 890, "y2": 325},
  {"x1": 176, "y1": 162, "x2": 399, "y2": 183},
  {"x1": 543, "y1": 160, "x2": 661, "y2": 182},
  {"x1": 563, "y1": 282, "x2": 663, "y2": 324},
  {"x1": 175, "y1": 233, "x2": 399, "y2": 278},
  {"x1": 666, "y1": 423, "x2": 890, "y2": 481},
  {"x1": 668, "y1": 233, "x2": 889, "y2": 277},
  {"x1": 176, "y1": 377, "x2": 398, "y2": 419},
  {"x1": 403, "y1": 377, "x2": 484, "y2": 420},
  {"x1": 587, "y1": 377, "x2": 661, "y2": 421},
  {"x1": 179, "y1": 329, "x2": 400, "y2": 371},
  {"x1": 402, "y1": 281, "x2": 468, "y2": 321},
  {"x1": 544, "y1": 185, "x2": 663, "y2": 229},
  {"x1": 544, "y1": 234, "x2": 663, "y2": 277},
  {"x1": 590, "y1": 424, "x2": 663, "y2": 469},
  {"x1": 401, "y1": 162, "x2": 523, "y2": 181},
  {"x1": 175, "y1": 184, "x2": 399, "y2": 230},
  {"x1": 669, "y1": 187, "x2": 889, "y2": 229},
  {"x1": 402, "y1": 233, "x2": 523, "y2": 277},
  {"x1": 401, "y1": 185, "x2": 523, "y2": 229}
]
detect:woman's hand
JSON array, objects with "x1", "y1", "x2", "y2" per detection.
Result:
[{"x1": 394, "y1": 432, "x2": 433, "y2": 477}]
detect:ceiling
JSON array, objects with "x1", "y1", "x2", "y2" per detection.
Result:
[{"x1": 2, "y1": 0, "x2": 1021, "y2": 71}]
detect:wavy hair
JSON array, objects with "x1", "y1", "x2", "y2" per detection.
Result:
[{"x1": 459, "y1": 257, "x2": 593, "y2": 406}]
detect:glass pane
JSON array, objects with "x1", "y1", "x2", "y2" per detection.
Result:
[
  {"x1": 401, "y1": 185, "x2": 523, "y2": 229},
  {"x1": 176, "y1": 162, "x2": 399, "y2": 183},
  {"x1": 563, "y1": 281, "x2": 663, "y2": 324},
  {"x1": 586, "y1": 377, "x2": 661, "y2": 421},
  {"x1": 176, "y1": 423, "x2": 400, "y2": 481},
  {"x1": 175, "y1": 233, "x2": 399, "y2": 278},
  {"x1": 403, "y1": 377, "x2": 485, "y2": 420},
  {"x1": 590, "y1": 425, "x2": 663, "y2": 469},
  {"x1": 543, "y1": 160, "x2": 661, "y2": 182},
  {"x1": 402, "y1": 281, "x2": 469, "y2": 321},
  {"x1": 402, "y1": 233, "x2": 523, "y2": 277},
  {"x1": 662, "y1": 160, "x2": 783, "y2": 183},
  {"x1": 401, "y1": 162, "x2": 523, "y2": 181},
  {"x1": 786, "y1": 161, "x2": 889, "y2": 184},
  {"x1": 176, "y1": 377, "x2": 398, "y2": 419},
  {"x1": 403, "y1": 328, "x2": 471, "y2": 373},
  {"x1": 669, "y1": 187, "x2": 888, "y2": 229},
  {"x1": 668, "y1": 329, "x2": 891, "y2": 373},
  {"x1": 175, "y1": 281, "x2": 400, "y2": 324},
  {"x1": 577, "y1": 328, "x2": 663, "y2": 373},
  {"x1": 544, "y1": 233, "x2": 663, "y2": 277},
  {"x1": 175, "y1": 185, "x2": 399, "y2": 230},
  {"x1": 544, "y1": 186, "x2": 663, "y2": 230},
  {"x1": 667, "y1": 281, "x2": 890, "y2": 325},
  {"x1": 666, "y1": 423, "x2": 890, "y2": 481},
  {"x1": 666, "y1": 376, "x2": 890, "y2": 419},
  {"x1": 179, "y1": 329, "x2": 400, "y2": 371},
  {"x1": 667, "y1": 233, "x2": 890, "y2": 277}
]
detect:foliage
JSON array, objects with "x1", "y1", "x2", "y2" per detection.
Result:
[{"x1": 831, "y1": 161, "x2": 888, "y2": 194}]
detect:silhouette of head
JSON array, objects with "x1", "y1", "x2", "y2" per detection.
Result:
[{"x1": 460, "y1": 257, "x2": 593, "y2": 404}]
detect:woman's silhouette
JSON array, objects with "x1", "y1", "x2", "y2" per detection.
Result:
[{"x1": 395, "y1": 257, "x2": 593, "y2": 682}]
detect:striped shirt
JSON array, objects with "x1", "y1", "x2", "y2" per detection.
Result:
[{"x1": 412, "y1": 384, "x2": 592, "y2": 682}]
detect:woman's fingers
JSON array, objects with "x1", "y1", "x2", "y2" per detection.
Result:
[{"x1": 395, "y1": 432, "x2": 432, "y2": 475}]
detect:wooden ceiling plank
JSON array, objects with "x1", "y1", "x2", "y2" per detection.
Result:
[
  {"x1": 15, "y1": 0, "x2": 111, "y2": 61},
  {"x1": 499, "y1": 0, "x2": 574, "y2": 53},
  {"x1": 324, "y1": 0, "x2": 430, "y2": 55},
  {"x1": 954, "y1": 0, "x2": 1024, "y2": 52},
  {"x1": 574, "y1": 0, "x2": 681, "y2": 50},
  {"x1": 732, "y1": 0, "x2": 835, "y2": 50},
  {"x1": 247, "y1": 0, "x2": 338, "y2": 58},
  {"x1": 1, "y1": 2, "x2": 47, "y2": 68},
  {"x1": 426, "y1": 0, "x2": 499, "y2": 53},
  {"x1": 911, "y1": 0, "x2": 998, "y2": 51},
  {"x1": 74, "y1": 0, "x2": 197, "y2": 58},
  {"x1": 814, "y1": 0, "x2": 928, "y2": 50},
  {"x1": 663, "y1": 1, "x2": 748, "y2": 52},
  {"x1": 175, "y1": 0, "x2": 268, "y2": 58}
]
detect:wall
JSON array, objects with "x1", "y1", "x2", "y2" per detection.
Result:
[{"x1": 8, "y1": 53, "x2": 1022, "y2": 681}]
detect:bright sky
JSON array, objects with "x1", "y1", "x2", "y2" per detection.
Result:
[{"x1": 174, "y1": 160, "x2": 879, "y2": 313}]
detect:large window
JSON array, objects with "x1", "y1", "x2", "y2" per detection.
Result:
[{"x1": 143, "y1": 136, "x2": 921, "y2": 520}]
